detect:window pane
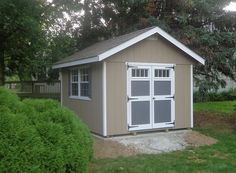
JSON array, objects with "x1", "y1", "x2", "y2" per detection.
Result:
[
  {"x1": 71, "y1": 83, "x2": 78, "y2": 96},
  {"x1": 80, "y1": 83, "x2": 89, "y2": 97},
  {"x1": 80, "y1": 68, "x2": 89, "y2": 82}
]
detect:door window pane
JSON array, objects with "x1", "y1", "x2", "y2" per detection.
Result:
[
  {"x1": 131, "y1": 101, "x2": 150, "y2": 125},
  {"x1": 154, "y1": 81, "x2": 171, "y2": 95},
  {"x1": 155, "y1": 69, "x2": 170, "y2": 77},
  {"x1": 154, "y1": 100, "x2": 171, "y2": 123},
  {"x1": 132, "y1": 69, "x2": 149, "y2": 77},
  {"x1": 131, "y1": 81, "x2": 150, "y2": 96}
]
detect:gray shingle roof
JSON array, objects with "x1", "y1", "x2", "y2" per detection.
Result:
[{"x1": 54, "y1": 27, "x2": 156, "y2": 65}]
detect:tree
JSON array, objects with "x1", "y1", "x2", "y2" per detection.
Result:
[
  {"x1": 0, "y1": 0, "x2": 47, "y2": 85},
  {"x1": 145, "y1": 0, "x2": 236, "y2": 91}
]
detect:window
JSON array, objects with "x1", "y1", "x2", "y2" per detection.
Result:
[
  {"x1": 70, "y1": 67, "x2": 91, "y2": 99},
  {"x1": 132, "y1": 69, "x2": 149, "y2": 77},
  {"x1": 155, "y1": 69, "x2": 170, "y2": 78}
]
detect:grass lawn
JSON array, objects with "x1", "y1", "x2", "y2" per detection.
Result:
[
  {"x1": 194, "y1": 100, "x2": 236, "y2": 114},
  {"x1": 89, "y1": 101, "x2": 236, "y2": 173}
]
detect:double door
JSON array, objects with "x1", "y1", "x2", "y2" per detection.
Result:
[{"x1": 127, "y1": 63, "x2": 175, "y2": 131}]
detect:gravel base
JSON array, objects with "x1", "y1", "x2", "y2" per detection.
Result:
[{"x1": 93, "y1": 130, "x2": 217, "y2": 159}]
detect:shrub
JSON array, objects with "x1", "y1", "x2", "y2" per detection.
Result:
[
  {"x1": 0, "y1": 87, "x2": 93, "y2": 173},
  {"x1": 194, "y1": 89, "x2": 236, "y2": 103}
]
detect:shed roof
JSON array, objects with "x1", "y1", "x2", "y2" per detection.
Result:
[{"x1": 53, "y1": 26, "x2": 205, "y2": 69}]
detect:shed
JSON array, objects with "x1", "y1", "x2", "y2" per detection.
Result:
[{"x1": 53, "y1": 26, "x2": 205, "y2": 137}]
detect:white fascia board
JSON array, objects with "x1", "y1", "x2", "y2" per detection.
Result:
[
  {"x1": 155, "y1": 27, "x2": 205, "y2": 65},
  {"x1": 98, "y1": 28, "x2": 158, "y2": 61},
  {"x1": 98, "y1": 27, "x2": 205, "y2": 65},
  {"x1": 52, "y1": 56, "x2": 99, "y2": 69}
]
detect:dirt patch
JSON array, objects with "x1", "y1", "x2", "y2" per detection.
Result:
[
  {"x1": 194, "y1": 112, "x2": 236, "y2": 128},
  {"x1": 93, "y1": 130, "x2": 217, "y2": 159},
  {"x1": 93, "y1": 136, "x2": 139, "y2": 159},
  {"x1": 184, "y1": 130, "x2": 217, "y2": 147}
]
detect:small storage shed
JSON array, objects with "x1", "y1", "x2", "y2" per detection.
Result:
[{"x1": 53, "y1": 26, "x2": 205, "y2": 137}]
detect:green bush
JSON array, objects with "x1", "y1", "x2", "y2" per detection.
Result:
[
  {"x1": 0, "y1": 87, "x2": 93, "y2": 173},
  {"x1": 194, "y1": 89, "x2": 236, "y2": 103}
]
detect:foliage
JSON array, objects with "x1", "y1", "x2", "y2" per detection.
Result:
[
  {"x1": 0, "y1": 0, "x2": 47, "y2": 83},
  {"x1": 194, "y1": 89, "x2": 236, "y2": 102},
  {"x1": 0, "y1": 87, "x2": 93, "y2": 173}
]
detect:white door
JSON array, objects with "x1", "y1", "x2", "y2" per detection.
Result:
[
  {"x1": 127, "y1": 65, "x2": 152, "y2": 131},
  {"x1": 127, "y1": 63, "x2": 175, "y2": 131}
]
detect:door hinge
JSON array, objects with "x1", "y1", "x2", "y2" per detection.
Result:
[
  {"x1": 166, "y1": 96, "x2": 175, "y2": 99},
  {"x1": 128, "y1": 124, "x2": 139, "y2": 129},
  {"x1": 166, "y1": 121, "x2": 175, "y2": 125},
  {"x1": 127, "y1": 96, "x2": 138, "y2": 101},
  {"x1": 166, "y1": 66, "x2": 175, "y2": 70},
  {"x1": 127, "y1": 64, "x2": 137, "y2": 70}
]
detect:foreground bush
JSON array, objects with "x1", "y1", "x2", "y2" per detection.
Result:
[{"x1": 0, "y1": 87, "x2": 93, "y2": 173}]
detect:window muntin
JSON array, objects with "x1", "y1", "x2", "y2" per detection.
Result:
[
  {"x1": 70, "y1": 67, "x2": 91, "y2": 99},
  {"x1": 155, "y1": 69, "x2": 170, "y2": 78}
]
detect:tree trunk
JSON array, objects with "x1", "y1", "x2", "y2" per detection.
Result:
[{"x1": 0, "y1": 47, "x2": 5, "y2": 86}]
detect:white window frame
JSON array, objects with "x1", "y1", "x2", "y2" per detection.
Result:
[{"x1": 69, "y1": 66, "x2": 91, "y2": 101}]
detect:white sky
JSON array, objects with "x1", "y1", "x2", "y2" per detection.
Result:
[{"x1": 224, "y1": 2, "x2": 236, "y2": 11}]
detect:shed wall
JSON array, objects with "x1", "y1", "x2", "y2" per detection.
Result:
[
  {"x1": 106, "y1": 35, "x2": 193, "y2": 135},
  {"x1": 61, "y1": 63, "x2": 103, "y2": 135}
]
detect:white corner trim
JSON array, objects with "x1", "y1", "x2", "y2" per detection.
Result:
[
  {"x1": 102, "y1": 61, "x2": 107, "y2": 136},
  {"x1": 52, "y1": 56, "x2": 99, "y2": 69},
  {"x1": 59, "y1": 71, "x2": 63, "y2": 106},
  {"x1": 190, "y1": 64, "x2": 194, "y2": 128},
  {"x1": 155, "y1": 27, "x2": 205, "y2": 65}
]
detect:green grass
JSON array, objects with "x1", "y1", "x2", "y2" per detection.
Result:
[
  {"x1": 89, "y1": 101, "x2": 236, "y2": 173},
  {"x1": 194, "y1": 100, "x2": 236, "y2": 114}
]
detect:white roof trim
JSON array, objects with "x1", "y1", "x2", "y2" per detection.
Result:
[
  {"x1": 53, "y1": 26, "x2": 205, "y2": 69},
  {"x1": 155, "y1": 27, "x2": 205, "y2": 65},
  {"x1": 99, "y1": 27, "x2": 205, "y2": 65},
  {"x1": 98, "y1": 28, "x2": 158, "y2": 61},
  {"x1": 52, "y1": 56, "x2": 99, "y2": 69}
]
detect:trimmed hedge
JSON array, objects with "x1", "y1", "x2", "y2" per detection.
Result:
[
  {"x1": 194, "y1": 89, "x2": 236, "y2": 103},
  {"x1": 0, "y1": 87, "x2": 93, "y2": 173}
]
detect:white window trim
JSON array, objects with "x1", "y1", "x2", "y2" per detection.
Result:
[{"x1": 69, "y1": 66, "x2": 91, "y2": 101}]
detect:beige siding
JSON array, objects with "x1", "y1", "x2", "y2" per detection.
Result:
[
  {"x1": 106, "y1": 35, "x2": 193, "y2": 135},
  {"x1": 62, "y1": 63, "x2": 103, "y2": 135}
]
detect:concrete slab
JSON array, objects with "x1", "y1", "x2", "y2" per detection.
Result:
[{"x1": 110, "y1": 130, "x2": 190, "y2": 154}]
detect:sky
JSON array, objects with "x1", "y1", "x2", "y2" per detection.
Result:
[{"x1": 224, "y1": 2, "x2": 236, "y2": 11}]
